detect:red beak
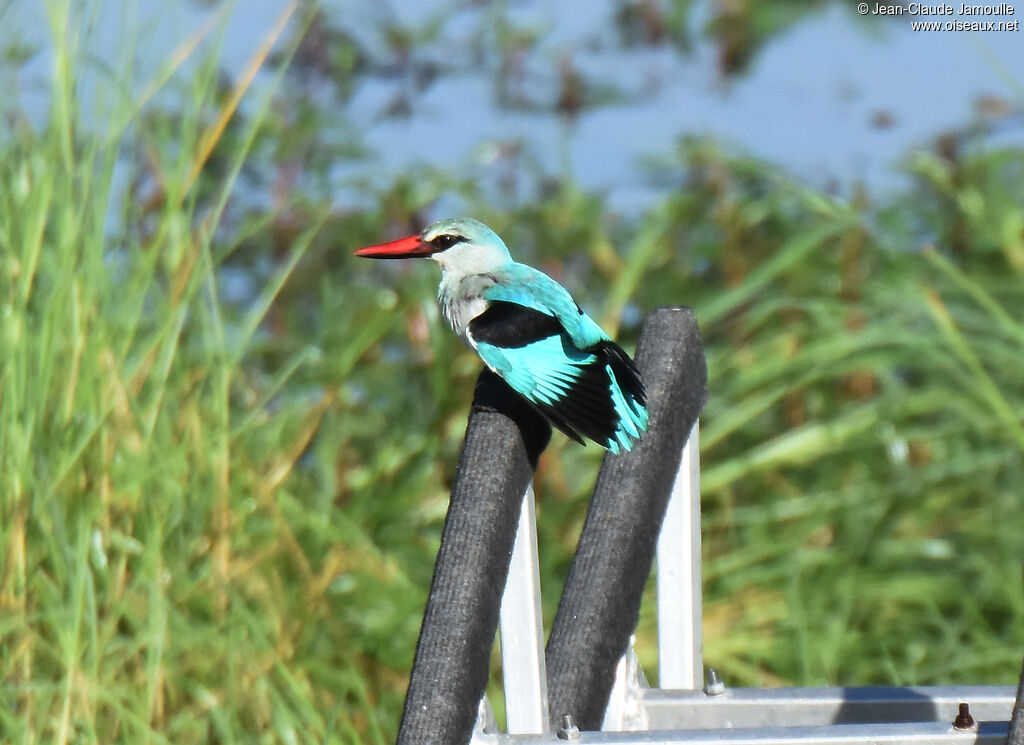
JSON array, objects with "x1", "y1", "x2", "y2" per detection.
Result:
[{"x1": 354, "y1": 234, "x2": 432, "y2": 259}]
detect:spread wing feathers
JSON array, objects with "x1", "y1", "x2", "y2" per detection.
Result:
[{"x1": 468, "y1": 301, "x2": 649, "y2": 453}]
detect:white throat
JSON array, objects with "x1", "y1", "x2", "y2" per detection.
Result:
[{"x1": 437, "y1": 268, "x2": 496, "y2": 344}]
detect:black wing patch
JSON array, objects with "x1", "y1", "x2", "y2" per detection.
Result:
[
  {"x1": 531, "y1": 340, "x2": 647, "y2": 448},
  {"x1": 470, "y1": 301, "x2": 646, "y2": 447},
  {"x1": 603, "y1": 341, "x2": 646, "y2": 408},
  {"x1": 468, "y1": 300, "x2": 564, "y2": 348}
]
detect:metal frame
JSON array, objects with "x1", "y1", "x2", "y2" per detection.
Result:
[
  {"x1": 656, "y1": 421, "x2": 703, "y2": 691},
  {"x1": 487, "y1": 720, "x2": 1011, "y2": 744},
  {"x1": 474, "y1": 420, "x2": 1018, "y2": 743},
  {"x1": 641, "y1": 686, "x2": 1016, "y2": 729},
  {"x1": 500, "y1": 483, "x2": 550, "y2": 734}
]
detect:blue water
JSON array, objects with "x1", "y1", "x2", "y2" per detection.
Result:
[{"x1": 4, "y1": 0, "x2": 1023, "y2": 216}]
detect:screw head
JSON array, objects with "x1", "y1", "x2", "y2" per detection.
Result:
[
  {"x1": 557, "y1": 713, "x2": 580, "y2": 740},
  {"x1": 704, "y1": 667, "x2": 725, "y2": 696},
  {"x1": 953, "y1": 702, "x2": 976, "y2": 731}
]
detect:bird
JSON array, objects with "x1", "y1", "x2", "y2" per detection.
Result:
[{"x1": 354, "y1": 217, "x2": 648, "y2": 453}]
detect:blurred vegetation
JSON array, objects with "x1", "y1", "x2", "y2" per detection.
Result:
[{"x1": 1, "y1": 1, "x2": 1022, "y2": 743}]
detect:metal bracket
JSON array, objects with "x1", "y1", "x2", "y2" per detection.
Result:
[
  {"x1": 471, "y1": 696, "x2": 500, "y2": 745},
  {"x1": 602, "y1": 636, "x2": 651, "y2": 732}
]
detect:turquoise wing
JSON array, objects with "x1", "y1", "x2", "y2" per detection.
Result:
[{"x1": 469, "y1": 298, "x2": 648, "y2": 453}]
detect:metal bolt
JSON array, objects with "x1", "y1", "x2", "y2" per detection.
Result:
[
  {"x1": 557, "y1": 713, "x2": 580, "y2": 740},
  {"x1": 952, "y1": 702, "x2": 976, "y2": 731},
  {"x1": 704, "y1": 667, "x2": 725, "y2": 696}
]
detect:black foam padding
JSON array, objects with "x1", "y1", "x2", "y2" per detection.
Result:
[
  {"x1": 396, "y1": 369, "x2": 551, "y2": 745},
  {"x1": 1008, "y1": 658, "x2": 1024, "y2": 745},
  {"x1": 545, "y1": 306, "x2": 708, "y2": 730}
]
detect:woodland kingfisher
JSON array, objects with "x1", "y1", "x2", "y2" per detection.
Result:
[{"x1": 354, "y1": 218, "x2": 649, "y2": 453}]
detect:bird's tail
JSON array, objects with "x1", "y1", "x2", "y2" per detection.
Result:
[{"x1": 601, "y1": 342, "x2": 649, "y2": 453}]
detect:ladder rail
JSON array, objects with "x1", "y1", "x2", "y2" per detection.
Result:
[
  {"x1": 656, "y1": 421, "x2": 703, "y2": 691},
  {"x1": 500, "y1": 483, "x2": 550, "y2": 734}
]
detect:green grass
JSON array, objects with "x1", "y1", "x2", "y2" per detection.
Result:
[
  {"x1": 1, "y1": 3, "x2": 408, "y2": 742},
  {"x1": 2, "y1": 2, "x2": 1023, "y2": 743}
]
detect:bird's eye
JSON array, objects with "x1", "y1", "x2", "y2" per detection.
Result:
[{"x1": 430, "y1": 234, "x2": 463, "y2": 251}]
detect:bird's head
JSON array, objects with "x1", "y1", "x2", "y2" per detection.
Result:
[{"x1": 354, "y1": 217, "x2": 512, "y2": 277}]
